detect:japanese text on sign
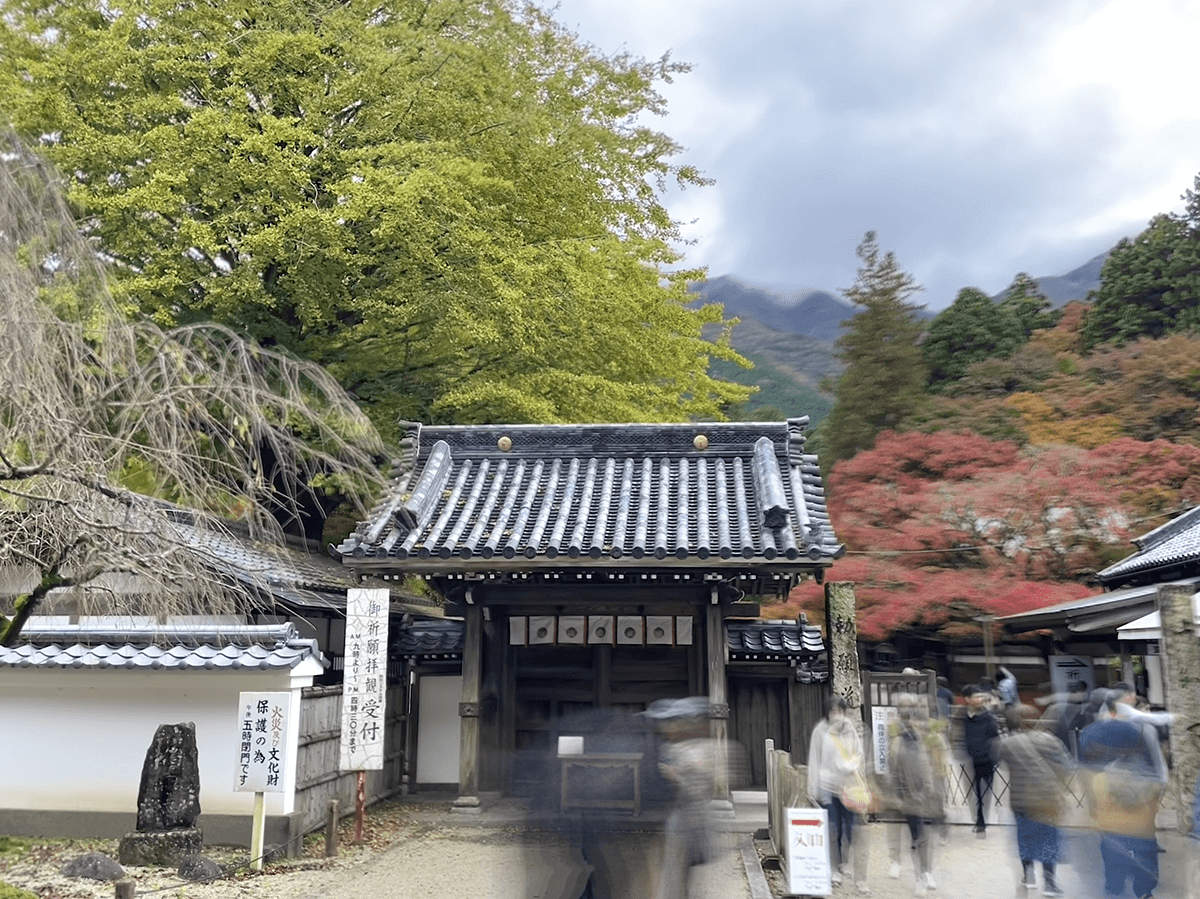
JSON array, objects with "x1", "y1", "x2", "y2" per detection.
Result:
[
  {"x1": 339, "y1": 588, "x2": 390, "y2": 770},
  {"x1": 785, "y1": 807, "x2": 832, "y2": 896},
  {"x1": 872, "y1": 706, "x2": 898, "y2": 775},
  {"x1": 235, "y1": 692, "x2": 290, "y2": 792}
]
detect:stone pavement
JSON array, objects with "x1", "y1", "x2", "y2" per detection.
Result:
[{"x1": 313, "y1": 790, "x2": 1198, "y2": 899}]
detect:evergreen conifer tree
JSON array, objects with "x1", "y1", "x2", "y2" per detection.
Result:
[{"x1": 820, "y1": 232, "x2": 927, "y2": 465}]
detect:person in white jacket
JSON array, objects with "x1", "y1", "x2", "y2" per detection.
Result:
[{"x1": 808, "y1": 696, "x2": 866, "y2": 890}]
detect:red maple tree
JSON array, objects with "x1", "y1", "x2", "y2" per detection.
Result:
[{"x1": 774, "y1": 430, "x2": 1200, "y2": 640}]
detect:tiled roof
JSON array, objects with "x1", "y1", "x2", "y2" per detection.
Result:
[
  {"x1": 1097, "y1": 505, "x2": 1200, "y2": 584},
  {"x1": 726, "y1": 620, "x2": 825, "y2": 657},
  {"x1": 337, "y1": 419, "x2": 842, "y2": 573},
  {"x1": 997, "y1": 577, "x2": 1200, "y2": 634},
  {"x1": 176, "y1": 522, "x2": 439, "y2": 614},
  {"x1": 0, "y1": 623, "x2": 324, "y2": 671},
  {"x1": 395, "y1": 620, "x2": 464, "y2": 659}
]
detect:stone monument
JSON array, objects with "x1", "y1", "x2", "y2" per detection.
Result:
[{"x1": 118, "y1": 722, "x2": 204, "y2": 866}]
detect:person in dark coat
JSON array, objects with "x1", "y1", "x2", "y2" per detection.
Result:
[{"x1": 961, "y1": 684, "x2": 1000, "y2": 836}]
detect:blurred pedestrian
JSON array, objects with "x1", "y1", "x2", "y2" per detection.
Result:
[
  {"x1": 961, "y1": 684, "x2": 1000, "y2": 837},
  {"x1": 886, "y1": 699, "x2": 940, "y2": 896},
  {"x1": 807, "y1": 696, "x2": 867, "y2": 891},
  {"x1": 1000, "y1": 705, "x2": 1072, "y2": 897},
  {"x1": 935, "y1": 676, "x2": 954, "y2": 721},
  {"x1": 1040, "y1": 680, "x2": 1090, "y2": 756},
  {"x1": 997, "y1": 666, "x2": 1019, "y2": 707},
  {"x1": 1107, "y1": 681, "x2": 1174, "y2": 729},
  {"x1": 644, "y1": 697, "x2": 720, "y2": 899},
  {"x1": 1078, "y1": 691, "x2": 1168, "y2": 899}
]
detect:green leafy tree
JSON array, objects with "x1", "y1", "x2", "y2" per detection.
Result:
[
  {"x1": 1084, "y1": 208, "x2": 1200, "y2": 347},
  {"x1": 923, "y1": 287, "x2": 1025, "y2": 390},
  {"x1": 819, "y1": 232, "x2": 927, "y2": 465},
  {"x1": 0, "y1": 0, "x2": 749, "y2": 428},
  {"x1": 0, "y1": 131, "x2": 386, "y2": 646},
  {"x1": 999, "y1": 271, "x2": 1059, "y2": 336}
]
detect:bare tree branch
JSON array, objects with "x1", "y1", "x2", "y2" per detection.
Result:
[{"x1": 0, "y1": 129, "x2": 390, "y2": 641}]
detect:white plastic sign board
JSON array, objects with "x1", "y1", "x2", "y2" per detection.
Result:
[
  {"x1": 785, "y1": 807, "x2": 831, "y2": 897},
  {"x1": 872, "y1": 706, "x2": 898, "y2": 775},
  {"x1": 235, "y1": 692, "x2": 290, "y2": 792},
  {"x1": 1049, "y1": 654, "x2": 1095, "y2": 697},
  {"x1": 340, "y1": 588, "x2": 390, "y2": 770}
]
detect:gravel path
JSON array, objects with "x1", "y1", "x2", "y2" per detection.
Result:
[
  {"x1": 5, "y1": 805, "x2": 1198, "y2": 899},
  {"x1": 0, "y1": 804, "x2": 750, "y2": 899}
]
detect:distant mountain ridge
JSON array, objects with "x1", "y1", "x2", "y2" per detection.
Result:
[
  {"x1": 691, "y1": 277, "x2": 853, "y2": 342},
  {"x1": 692, "y1": 249, "x2": 1109, "y2": 423},
  {"x1": 695, "y1": 251, "x2": 1107, "y2": 340},
  {"x1": 992, "y1": 251, "x2": 1108, "y2": 307}
]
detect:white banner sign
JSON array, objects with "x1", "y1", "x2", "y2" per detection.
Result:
[
  {"x1": 786, "y1": 807, "x2": 832, "y2": 897},
  {"x1": 235, "y1": 692, "x2": 290, "y2": 792},
  {"x1": 1049, "y1": 654, "x2": 1095, "y2": 697},
  {"x1": 872, "y1": 706, "x2": 898, "y2": 775},
  {"x1": 339, "y1": 587, "x2": 390, "y2": 771}
]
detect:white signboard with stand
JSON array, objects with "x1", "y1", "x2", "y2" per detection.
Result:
[
  {"x1": 234, "y1": 691, "x2": 290, "y2": 869},
  {"x1": 235, "y1": 692, "x2": 290, "y2": 792},
  {"x1": 1049, "y1": 654, "x2": 1094, "y2": 697},
  {"x1": 871, "y1": 706, "x2": 898, "y2": 775},
  {"x1": 785, "y1": 807, "x2": 832, "y2": 897}
]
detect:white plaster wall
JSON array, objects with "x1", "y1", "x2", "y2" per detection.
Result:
[
  {"x1": 415, "y1": 675, "x2": 462, "y2": 784},
  {"x1": 0, "y1": 667, "x2": 311, "y2": 817}
]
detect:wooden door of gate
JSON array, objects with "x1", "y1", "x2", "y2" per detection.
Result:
[{"x1": 729, "y1": 675, "x2": 826, "y2": 787}]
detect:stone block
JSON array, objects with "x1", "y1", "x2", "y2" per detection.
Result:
[{"x1": 118, "y1": 828, "x2": 203, "y2": 867}]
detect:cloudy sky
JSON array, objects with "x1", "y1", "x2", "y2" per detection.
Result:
[{"x1": 542, "y1": 0, "x2": 1200, "y2": 310}]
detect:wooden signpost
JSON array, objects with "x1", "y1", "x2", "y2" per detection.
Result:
[{"x1": 339, "y1": 588, "x2": 390, "y2": 842}]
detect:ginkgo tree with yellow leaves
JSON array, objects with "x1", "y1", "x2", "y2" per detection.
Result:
[{"x1": 0, "y1": 0, "x2": 750, "y2": 429}]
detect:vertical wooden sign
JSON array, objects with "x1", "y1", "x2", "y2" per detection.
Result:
[{"x1": 340, "y1": 588, "x2": 390, "y2": 841}]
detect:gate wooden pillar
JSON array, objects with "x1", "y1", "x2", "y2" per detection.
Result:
[
  {"x1": 706, "y1": 597, "x2": 730, "y2": 802},
  {"x1": 454, "y1": 602, "x2": 483, "y2": 812}
]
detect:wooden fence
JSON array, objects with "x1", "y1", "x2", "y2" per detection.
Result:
[
  {"x1": 764, "y1": 737, "x2": 808, "y2": 860},
  {"x1": 292, "y1": 684, "x2": 408, "y2": 836}
]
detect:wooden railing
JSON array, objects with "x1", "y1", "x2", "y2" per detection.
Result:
[{"x1": 764, "y1": 738, "x2": 808, "y2": 858}]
